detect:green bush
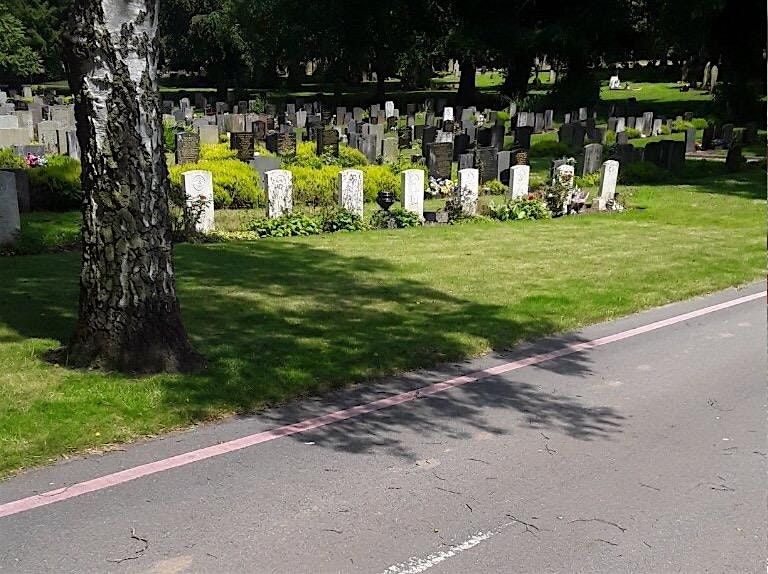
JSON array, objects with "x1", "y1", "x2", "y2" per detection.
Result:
[
  {"x1": 619, "y1": 161, "x2": 666, "y2": 184},
  {"x1": 495, "y1": 110, "x2": 510, "y2": 122},
  {"x1": 287, "y1": 141, "x2": 326, "y2": 169},
  {"x1": 285, "y1": 142, "x2": 368, "y2": 170},
  {"x1": 28, "y1": 155, "x2": 82, "y2": 211},
  {"x1": 247, "y1": 213, "x2": 322, "y2": 237},
  {"x1": 671, "y1": 119, "x2": 691, "y2": 133},
  {"x1": 670, "y1": 118, "x2": 706, "y2": 132},
  {"x1": 604, "y1": 130, "x2": 616, "y2": 146},
  {"x1": 338, "y1": 146, "x2": 368, "y2": 167},
  {"x1": 362, "y1": 164, "x2": 400, "y2": 203},
  {"x1": 482, "y1": 179, "x2": 507, "y2": 195},
  {"x1": 574, "y1": 171, "x2": 601, "y2": 187},
  {"x1": 528, "y1": 140, "x2": 570, "y2": 157},
  {"x1": 529, "y1": 172, "x2": 547, "y2": 190},
  {"x1": 659, "y1": 124, "x2": 671, "y2": 135},
  {"x1": 320, "y1": 206, "x2": 368, "y2": 232},
  {"x1": 163, "y1": 123, "x2": 177, "y2": 152},
  {"x1": 487, "y1": 197, "x2": 550, "y2": 221},
  {"x1": 370, "y1": 206, "x2": 421, "y2": 229},
  {"x1": 625, "y1": 127, "x2": 641, "y2": 139},
  {"x1": 290, "y1": 165, "x2": 338, "y2": 207},
  {"x1": 169, "y1": 157, "x2": 263, "y2": 209},
  {"x1": 0, "y1": 148, "x2": 26, "y2": 169},
  {"x1": 200, "y1": 143, "x2": 238, "y2": 161},
  {"x1": 691, "y1": 118, "x2": 708, "y2": 130}
]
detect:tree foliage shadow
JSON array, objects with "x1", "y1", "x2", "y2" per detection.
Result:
[
  {"x1": 0, "y1": 239, "x2": 624, "y2": 459},
  {"x1": 172, "y1": 240, "x2": 623, "y2": 456}
]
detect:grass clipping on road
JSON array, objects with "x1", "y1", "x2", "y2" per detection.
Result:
[{"x1": 0, "y1": 168, "x2": 764, "y2": 476}]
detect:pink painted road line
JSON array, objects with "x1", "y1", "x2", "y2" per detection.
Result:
[{"x1": 0, "y1": 290, "x2": 764, "y2": 520}]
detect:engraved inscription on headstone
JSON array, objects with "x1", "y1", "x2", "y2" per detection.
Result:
[
  {"x1": 175, "y1": 132, "x2": 200, "y2": 165},
  {"x1": 182, "y1": 170, "x2": 214, "y2": 233},
  {"x1": 265, "y1": 169, "x2": 293, "y2": 218},
  {"x1": 230, "y1": 132, "x2": 255, "y2": 161},
  {"x1": 338, "y1": 169, "x2": 364, "y2": 217}
]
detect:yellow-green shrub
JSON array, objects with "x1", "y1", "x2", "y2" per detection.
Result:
[
  {"x1": 338, "y1": 145, "x2": 368, "y2": 167},
  {"x1": 169, "y1": 158, "x2": 263, "y2": 209},
  {"x1": 361, "y1": 165, "x2": 400, "y2": 202},
  {"x1": 287, "y1": 141, "x2": 368, "y2": 169},
  {"x1": 290, "y1": 165, "x2": 339, "y2": 206},
  {"x1": 200, "y1": 143, "x2": 237, "y2": 161}
]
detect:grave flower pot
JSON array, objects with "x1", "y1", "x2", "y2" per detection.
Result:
[{"x1": 376, "y1": 190, "x2": 396, "y2": 211}]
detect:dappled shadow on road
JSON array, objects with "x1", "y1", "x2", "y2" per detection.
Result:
[
  {"x1": 0, "y1": 237, "x2": 623, "y2": 459},
  {"x1": 258, "y1": 367, "x2": 624, "y2": 461}
]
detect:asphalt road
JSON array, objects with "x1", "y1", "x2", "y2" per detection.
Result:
[{"x1": 0, "y1": 284, "x2": 764, "y2": 574}]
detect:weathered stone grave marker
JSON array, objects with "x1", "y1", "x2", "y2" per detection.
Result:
[{"x1": 182, "y1": 170, "x2": 214, "y2": 233}]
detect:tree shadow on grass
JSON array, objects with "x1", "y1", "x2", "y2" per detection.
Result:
[
  {"x1": 0, "y1": 238, "x2": 624, "y2": 460},
  {"x1": 172, "y1": 240, "x2": 623, "y2": 457}
]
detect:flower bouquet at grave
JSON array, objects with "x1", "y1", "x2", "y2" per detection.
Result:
[
  {"x1": 566, "y1": 188, "x2": 590, "y2": 215},
  {"x1": 25, "y1": 153, "x2": 47, "y2": 168},
  {"x1": 428, "y1": 176, "x2": 455, "y2": 198}
]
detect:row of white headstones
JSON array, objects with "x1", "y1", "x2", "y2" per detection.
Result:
[{"x1": 181, "y1": 160, "x2": 620, "y2": 234}]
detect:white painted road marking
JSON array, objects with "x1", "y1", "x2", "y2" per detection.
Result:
[{"x1": 379, "y1": 530, "x2": 496, "y2": 574}]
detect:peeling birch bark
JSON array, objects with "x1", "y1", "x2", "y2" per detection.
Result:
[{"x1": 63, "y1": 0, "x2": 203, "y2": 373}]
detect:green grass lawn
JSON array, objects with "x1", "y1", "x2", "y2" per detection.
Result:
[
  {"x1": 0, "y1": 164, "x2": 764, "y2": 477},
  {"x1": 599, "y1": 82, "x2": 714, "y2": 119}
]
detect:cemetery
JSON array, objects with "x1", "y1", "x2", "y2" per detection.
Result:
[{"x1": 0, "y1": 0, "x2": 764, "y2": 477}]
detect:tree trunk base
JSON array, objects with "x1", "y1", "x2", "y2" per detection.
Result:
[{"x1": 50, "y1": 312, "x2": 206, "y2": 374}]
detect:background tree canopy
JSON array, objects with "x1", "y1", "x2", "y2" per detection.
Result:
[{"x1": 1, "y1": 0, "x2": 764, "y2": 116}]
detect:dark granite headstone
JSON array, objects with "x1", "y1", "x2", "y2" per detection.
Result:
[
  {"x1": 427, "y1": 142, "x2": 453, "y2": 179},
  {"x1": 490, "y1": 125, "x2": 505, "y2": 151},
  {"x1": 252, "y1": 120, "x2": 267, "y2": 142},
  {"x1": 613, "y1": 143, "x2": 637, "y2": 167},
  {"x1": 661, "y1": 140, "x2": 685, "y2": 171},
  {"x1": 421, "y1": 126, "x2": 437, "y2": 157},
  {"x1": 571, "y1": 124, "x2": 586, "y2": 148},
  {"x1": 398, "y1": 127, "x2": 412, "y2": 149},
  {"x1": 581, "y1": 143, "x2": 603, "y2": 175},
  {"x1": 316, "y1": 127, "x2": 340, "y2": 156},
  {"x1": 701, "y1": 124, "x2": 714, "y2": 150},
  {"x1": 175, "y1": 132, "x2": 200, "y2": 165},
  {"x1": 515, "y1": 126, "x2": 533, "y2": 149},
  {"x1": 643, "y1": 141, "x2": 663, "y2": 167},
  {"x1": 413, "y1": 124, "x2": 425, "y2": 141},
  {"x1": 458, "y1": 153, "x2": 474, "y2": 170},
  {"x1": 230, "y1": 132, "x2": 255, "y2": 161},
  {"x1": 265, "y1": 131, "x2": 278, "y2": 154},
  {"x1": 278, "y1": 131, "x2": 297, "y2": 156},
  {"x1": 477, "y1": 127, "x2": 492, "y2": 147},
  {"x1": 725, "y1": 144, "x2": 744, "y2": 172},
  {"x1": 474, "y1": 146, "x2": 498, "y2": 183},
  {"x1": 453, "y1": 133, "x2": 470, "y2": 160}
]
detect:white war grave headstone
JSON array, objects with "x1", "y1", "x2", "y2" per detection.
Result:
[
  {"x1": 182, "y1": 170, "x2": 214, "y2": 233},
  {"x1": 338, "y1": 169, "x2": 364, "y2": 217},
  {"x1": 266, "y1": 169, "x2": 293, "y2": 218},
  {"x1": 401, "y1": 169, "x2": 424, "y2": 219}
]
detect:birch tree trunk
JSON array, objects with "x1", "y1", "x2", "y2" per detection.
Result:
[{"x1": 64, "y1": 0, "x2": 204, "y2": 373}]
